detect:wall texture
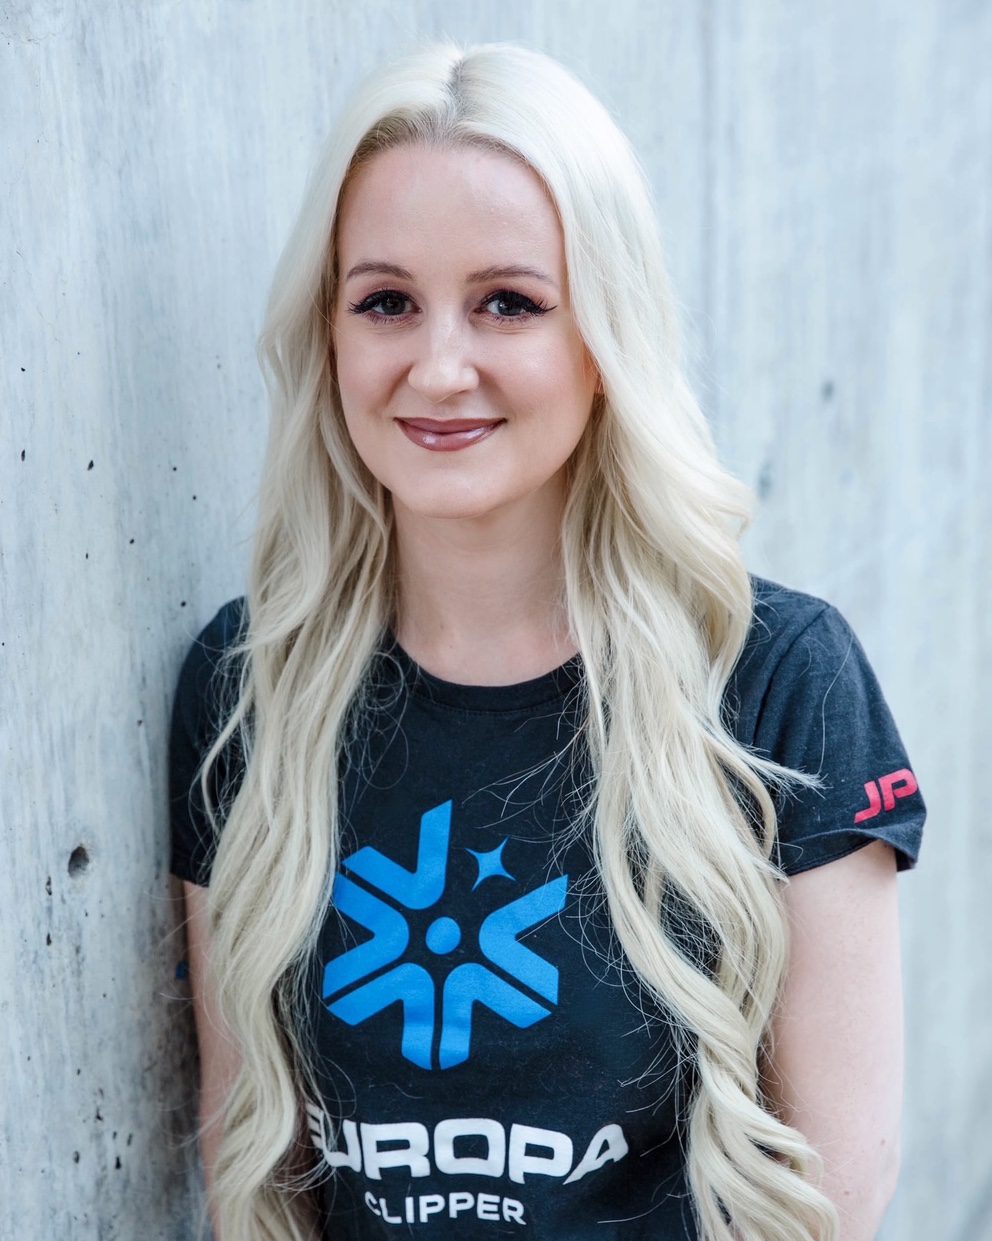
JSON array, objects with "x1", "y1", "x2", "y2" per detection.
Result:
[{"x1": 2, "y1": 2, "x2": 988, "y2": 1238}]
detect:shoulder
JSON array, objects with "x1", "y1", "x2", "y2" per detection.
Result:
[
  {"x1": 168, "y1": 597, "x2": 250, "y2": 886},
  {"x1": 742, "y1": 573, "x2": 838, "y2": 669},
  {"x1": 173, "y1": 596, "x2": 249, "y2": 741},
  {"x1": 180, "y1": 596, "x2": 248, "y2": 675},
  {"x1": 190, "y1": 596, "x2": 249, "y2": 659},
  {"x1": 726, "y1": 576, "x2": 926, "y2": 875},
  {"x1": 725, "y1": 574, "x2": 850, "y2": 744}
]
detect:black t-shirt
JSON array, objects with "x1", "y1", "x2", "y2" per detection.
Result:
[{"x1": 169, "y1": 576, "x2": 925, "y2": 1239}]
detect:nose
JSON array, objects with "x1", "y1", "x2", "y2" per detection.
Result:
[{"x1": 406, "y1": 317, "x2": 479, "y2": 405}]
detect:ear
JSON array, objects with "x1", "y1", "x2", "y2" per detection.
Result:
[{"x1": 584, "y1": 348, "x2": 604, "y2": 396}]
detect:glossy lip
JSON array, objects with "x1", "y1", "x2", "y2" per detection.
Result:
[
  {"x1": 400, "y1": 418, "x2": 503, "y2": 432},
  {"x1": 396, "y1": 417, "x2": 504, "y2": 453}
]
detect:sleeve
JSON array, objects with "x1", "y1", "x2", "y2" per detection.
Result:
[
  {"x1": 752, "y1": 604, "x2": 926, "y2": 877},
  {"x1": 168, "y1": 600, "x2": 247, "y2": 887}
]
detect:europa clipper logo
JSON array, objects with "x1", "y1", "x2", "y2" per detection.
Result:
[{"x1": 322, "y1": 801, "x2": 568, "y2": 1070}]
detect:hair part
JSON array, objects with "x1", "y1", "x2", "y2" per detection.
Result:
[{"x1": 198, "y1": 39, "x2": 839, "y2": 1241}]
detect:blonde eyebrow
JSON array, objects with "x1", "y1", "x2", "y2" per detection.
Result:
[
  {"x1": 344, "y1": 261, "x2": 557, "y2": 287},
  {"x1": 466, "y1": 264, "x2": 557, "y2": 286},
  {"x1": 345, "y1": 261, "x2": 414, "y2": 281}
]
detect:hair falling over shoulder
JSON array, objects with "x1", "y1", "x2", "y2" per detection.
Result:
[{"x1": 196, "y1": 40, "x2": 841, "y2": 1241}]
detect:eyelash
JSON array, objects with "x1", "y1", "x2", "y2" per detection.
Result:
[{"x1": 347, "y1": 288, "x2": 553, "y2": 324}]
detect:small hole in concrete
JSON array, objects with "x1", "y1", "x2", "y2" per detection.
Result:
[{"x1": 68, "y1": 846, "x2": 90, "y2": 877}]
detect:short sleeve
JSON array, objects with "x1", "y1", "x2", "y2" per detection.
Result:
[
  {"x1": 168, "y1": 598, "x2": 248, "y2": 887},
  {"x1": 751, "y1": 604, "x2": 926, "y2": 877}
]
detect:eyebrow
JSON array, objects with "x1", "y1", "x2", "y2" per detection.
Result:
[{"x1": 344, "y1": 261, "x2": 558, "y2": 287}]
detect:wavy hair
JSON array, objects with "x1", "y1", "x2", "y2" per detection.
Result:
[{"x1": 197, "y1": 40, "x2": 840, "y2": 1241}]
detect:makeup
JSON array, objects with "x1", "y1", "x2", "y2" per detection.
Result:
[{"x1": 396, "y1": 418, "x2": 503, "y2": 452}]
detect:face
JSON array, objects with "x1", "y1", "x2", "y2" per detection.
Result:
[{"x1": 331, "y1": 143, "x2": 599, "y2": 527}]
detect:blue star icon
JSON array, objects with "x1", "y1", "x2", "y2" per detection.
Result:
[{"x1": 466, "y1": 838, "x2": 515, "y2": 890}]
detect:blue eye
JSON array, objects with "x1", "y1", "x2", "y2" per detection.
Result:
[
  {"x1": 480, "y1": 290, "x2": 551, "y2": 320},
  {"x1": 347, "y1": 287, "x2": 554, "y2": 325},
  {"x1": 348, "y1": 290, "x2": 413, "y2": 319}
]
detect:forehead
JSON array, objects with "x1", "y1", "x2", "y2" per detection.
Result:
[{"x1": 335, "y1": 143, "x2": 565, "y2": 276}]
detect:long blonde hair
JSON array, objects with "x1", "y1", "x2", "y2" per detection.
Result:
[{"x1": 199, "y1": 40, "x2": 839, "y2": 1241}]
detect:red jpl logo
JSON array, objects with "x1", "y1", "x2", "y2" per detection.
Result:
[{"x1": 854, "y1": 768, "x2": 918, "y2": 823}]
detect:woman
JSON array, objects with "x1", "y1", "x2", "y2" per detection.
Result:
[{"x1": 169, "y1": 41, "x2": 926, "y2": 1241}]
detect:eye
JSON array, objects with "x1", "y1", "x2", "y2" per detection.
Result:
[
  {"x1": 479, "y1": 289, "x2": 552, "y2": 320},
  {"x1": 347, "y1": 289, "x2": 415, "y2": 321}
]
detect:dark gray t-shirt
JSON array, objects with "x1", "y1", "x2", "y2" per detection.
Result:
[{"x1": 169, "y1": 575, "x2": 925, "y2": 1238}]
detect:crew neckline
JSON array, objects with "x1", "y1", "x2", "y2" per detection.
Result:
[{"x1": 381, "y1": 629, "x2": 584, "y2": 711}]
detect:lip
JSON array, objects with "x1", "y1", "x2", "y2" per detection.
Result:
[
  {"x1": 397, "y1": 417, "x2": 504, "y2": 453},
  {"x1": 400, "y1": 418, "x2": 502, "y2": 432}
]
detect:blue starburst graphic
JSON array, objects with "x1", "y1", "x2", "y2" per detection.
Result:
[
  {"x1": 321, "y1": 802, "x2": 568, "y2": 1070},
  {"x1": 466, "y1": 838, "x2": 515, "y2": 889}
]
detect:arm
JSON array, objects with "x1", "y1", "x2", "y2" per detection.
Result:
[
  {"x1": 183, "y1": 881, "x2": 323, "y2": 1239},
  {"x1": 760, "y1": 841, "x2": 905, "y2": 1241},
  {"x1": 183, "y1": 880, "x2": 243, "y2": 1241}
]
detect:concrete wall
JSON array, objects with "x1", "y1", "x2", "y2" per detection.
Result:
[{"x1": 2, "y1": 2, "x2": 987, "y2": 1237}]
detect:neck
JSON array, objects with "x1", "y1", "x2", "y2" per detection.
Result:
[{"x1": 390, "y1": 489, "x2": 576, "y2": 686}]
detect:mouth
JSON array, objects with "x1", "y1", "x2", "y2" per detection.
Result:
[{"x1": 396, "y1": 417, "x2": 504, "y2": 453}]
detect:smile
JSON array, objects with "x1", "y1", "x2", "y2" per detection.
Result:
[{"x1": 396, "y1": 418, "x2": 504, "y2": 453}]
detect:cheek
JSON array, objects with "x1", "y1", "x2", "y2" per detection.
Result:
[
  {"x1": 540, "y1": 327, "x2": 596, "y2": 396},
  {"x1": 332, "y1": 341, "x2": 380, "y2": 461},
  {"x1": 534, "y1": 339, "x2": 597, "y2": 432},
  {"x1": 333, "y1": 310, "x2": 400, "y2": 397},
  {"x1": 333, "y1": 332, "x2": 373, "y2": 409}
]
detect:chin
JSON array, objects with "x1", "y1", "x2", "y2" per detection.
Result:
[{"x1": 390, "y1": 484, "x2": 515, "y2": 524}]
